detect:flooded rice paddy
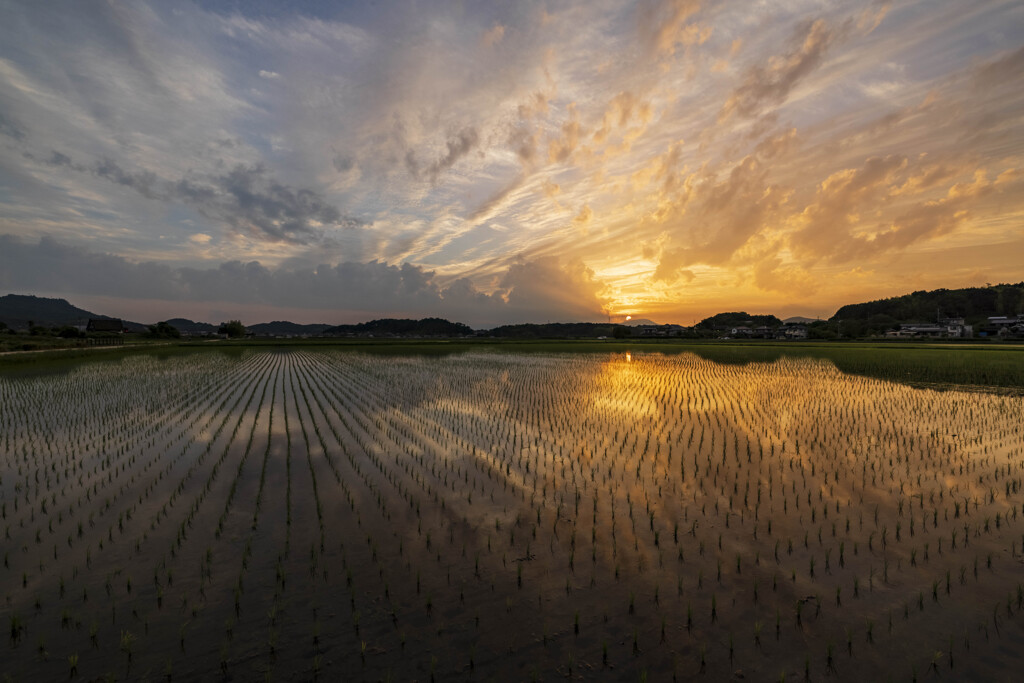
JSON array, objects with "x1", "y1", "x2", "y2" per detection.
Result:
[{"x1": 1, "y1": 348, "x2": 1022, "y2": 681}]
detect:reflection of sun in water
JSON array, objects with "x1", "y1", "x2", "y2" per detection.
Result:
[{"x1": 591, "y1": 352, "x2": 656, "y2": 419}]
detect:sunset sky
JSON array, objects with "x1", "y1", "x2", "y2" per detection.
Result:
[{"x1": 1, "y1": 1, "x2": 1021, "y2": 326}]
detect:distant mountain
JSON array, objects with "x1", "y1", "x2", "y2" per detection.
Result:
[
  {"x1": 0, "y1": 293, "x2": 99, "y2": 328},
  {"x1": 248, "y1": 321, "x2": 331, "y2": 336},
  {"x1": 0, "y1": 293, "x2": 146, "y2": 331},
  {"x1": 782, "y1": 316, "x2": 821, "y2": 325},
  {"x1": 164, "y1": 318, "x2": 218, "y2": 335},
  {"x1": 324, "y1": 317, "x2": 473, "y2": 337},
  {"x1": 8, "y1": 284, "x2": 1020, "y2": 341}
]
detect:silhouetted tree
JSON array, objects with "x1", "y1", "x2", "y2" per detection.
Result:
[
  {"x1": 147, "y1": 321, "x2": 181, "y2": 339},
  {"x1": 219, "y1": 320, "x2": 246, "y2": 338}
]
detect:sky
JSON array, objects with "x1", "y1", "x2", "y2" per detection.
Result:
[{"x1": 0, "y1": 0, "x2": 1021, "y2": 326}]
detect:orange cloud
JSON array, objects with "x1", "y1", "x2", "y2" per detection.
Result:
[
  {"x1": 481, "y1": 24, "x2": 505, "y2": 48},
  {"x1": 547, "y1": 104, "x2": 582, "y2": 163},
  {"x1": 790, "y1": 162, "x2": 1008, "y2": 264},
  {"x1": 790, "y1": 155, "x2": 907, "y2": 259},
  {"x1": 639, "y1": 0, "x2": 706, "y2": 59},
  {"x1": 573, "y1": 204, "x2": 594, "y2": 235},
  {"x1": 720, "y1": 19, "x2": 842, "y2": 121},
  {"x1": 653, "y1": 154, "x2": 786, "y2": 281}
]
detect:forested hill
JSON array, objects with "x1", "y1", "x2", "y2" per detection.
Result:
[
  {"x1": 695, "y1": 312, "x2": 783, "y2": 329},
  {"x1": 164, "y1": 318, "x2": 218, "y2": 335},
  {"x1": 831, "y1": 283, "x2": 1024, "y2": 324},
  {"x1": 487, "y1": 322, "x2": 616, "y2": 338},
  {"x1": 247, "y1": 321, "x2": 331, "y2": 336},
  {"x1": 0, "y1": 293, "x2": 134, "y2": 329},
  {"x1": 323, "y1": 318, "x2": 473, "y2": 337}
]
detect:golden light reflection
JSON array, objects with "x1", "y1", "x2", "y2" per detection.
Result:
[{"x1": 588, "y1": 351, "x2": 659, "y2": 422}]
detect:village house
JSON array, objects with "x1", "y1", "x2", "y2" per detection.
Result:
[
  {"x1": 888, "y1": 318, "x2": 973, "y2": 339},
  {"x1": 730, "y1": 325, "x2": 779, "y2": 339},
  {"x1": 978, "y1": 315, "x2": 1024, "y2": 338},
  {"x1": 631, "y1": 324, "x2": 689, "y2": 337},
  {"x1": 781, "y1": 324, "x2": 808, "y2": 340}
]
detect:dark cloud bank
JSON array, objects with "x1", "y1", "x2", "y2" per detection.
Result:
[{"x1": 0, "y1": 235, "x2": 607, "y2": 327}]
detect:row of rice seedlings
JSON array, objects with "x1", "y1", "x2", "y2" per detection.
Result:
[
  {"x1": 1, "y1": 353, "x2": 244, "y2": 591},
  {"x1": 2, "y1": 351, "x2": 272, "y2": 677},
  {"x1": 2, "y1": 352, "x2": 262, "y2": 571}
]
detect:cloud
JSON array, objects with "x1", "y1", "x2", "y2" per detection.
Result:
[
  {"x1": 752, "y1": 256, "x2": 816, "y2": 296},
  {"x1": 44, "y1": 151, "x2": 85, "y2": 171},
  {"x1": 95, "y1": 157, "x2": 162, "y2": 200},
  {"x1": 547, "y1": 104, "x2": 582, "y2": 164},
  {"x1": 789, "y1": 159, "x2": 1010, "y2": 264},
  {"x1": 1, "y1": 0, "x2": 1022, "y2": 323},
  {"x1": 856, "y1": 1, "x2": 891, "y2": 34},
  {"x1": 0, "y1": 234, "x2": 608, "y2": 326},
  {"x1": 0, "y1": 111, "x2": 25, "y2": 140},
  {"x1": 592, "y1": 91, "x2": 651, "y2": 145},
  {"x1": 41, "y1": 150, "x2": 360, "y2": 244},
  {"x1": 507, "y1": 123, "x2": 540, "y2": 166},
  {"x1": 974, "y1": 45, "x2": 1024, "y2": 89},
  {"x1": 499, "y1": 256, "x2": 609, "y2": 322},
  {"x1": 789, "y1": 155, "x2": 907, "y2": 260},
  {"x1": 331, "y1": 153, "x2": 355, "y2": 172},
  {"x1": 720, "y1": 18, "x2": 842, "y2": 121},
  {"x1": 845, "y1": 171, "x2": 999, "y2": 257},
  {"x1": 638, "y1": 0, "x2": 707, "y2": 59},
  {"x1": 516, "y1": 91, "x2": 549, "y2": 120},
  {"x1": 572, "y1": 204, "x2": 593, "y2": 234},
  {"x1": 467, "y1": 174, "x2": 527, "y2": 222},
  {"x1": 650, "y1": 131, "x2": 799, "y2": 281},
  {"x1": 481, "y1": 24, "x2": 505, "y2": 48},
  {"x1": 405, "y1": 126, "x2": 480, "y2": 183},
  {"x1": 204, "y1": 164, "x2": 353, "y2": 242},
  {"x1": 653, "y1": 154, "x2": 785, "y2": 280}
]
